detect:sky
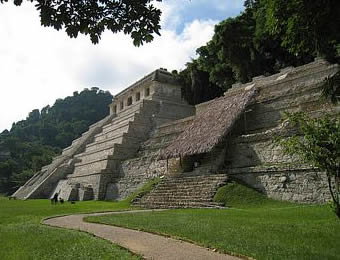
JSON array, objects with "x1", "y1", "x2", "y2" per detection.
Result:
[{"x1": 0, "y1": 0, "x2": 244, "y2": 132}]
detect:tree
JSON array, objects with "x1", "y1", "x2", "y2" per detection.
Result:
[
  {"x1": 176, "y1": 60, "x2": 223, "y2": 105},
  {"x1": 197, "y1": 12, "x2": 259, "y2": 85},
  {"x1": 261, "y1": 0, "x2": 340, "y2": 60},
  {"x1": 195, "y1": 3, "x2": 286, "y2": 90},
  {"x1": 277, "y1": 112, "x2": 340, "y2": 218},
  {"x1": 1, "y1": 0, "x2": 162, "y2": 45}
]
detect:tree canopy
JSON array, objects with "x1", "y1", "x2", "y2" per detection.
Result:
[
  {"x1": 261, "y1": 0, "x2": 340, "y2": 60},
  {"x1": 0, "y1": 0, "x2": 162, "y2": 45}
]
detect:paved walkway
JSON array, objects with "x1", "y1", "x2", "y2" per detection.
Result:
[{"x1": 43, "y1": 210, "x2": 241, "y2": 260}]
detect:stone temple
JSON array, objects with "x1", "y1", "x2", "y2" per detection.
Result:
[{"x1": 13, "y1": 59, "x2": 339, "y2": 207}]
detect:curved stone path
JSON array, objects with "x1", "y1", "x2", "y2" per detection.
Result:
[{"x1": 43, "y1": 210, "x2": 241, "y2": 260}]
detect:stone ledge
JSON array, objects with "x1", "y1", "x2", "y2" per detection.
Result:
[{"x1": 227, "y1": 164, "x2": 320, "y2": 175}]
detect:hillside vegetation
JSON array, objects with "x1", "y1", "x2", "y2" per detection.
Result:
[{"x1": 0, "y1": 88, "x2": 112, "y2": 195}]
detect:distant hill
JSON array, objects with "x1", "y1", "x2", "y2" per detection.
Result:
[{"x1": 0, "y1": 87, "x2": 113, "y2": 195}]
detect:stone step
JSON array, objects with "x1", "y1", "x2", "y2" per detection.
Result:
[
  {"x1": 156, "y1": 180, "x2": 223, "y2": 185},
  {"x1": 155, "y1": 182, "x2": 226, "y2": 189},
  {"x1": 12, "y1": 169, "x2": 51, "y2": 199},
  {"x1": 85, "y1": 135, "x2": 125, "y2": 153},
  {"x1": 136, "y1": 201, "x2": 223, "y2": 209},
  {"x1": 134, "y1": 174, "x2": 228, "y2": 209},
  {"x1": 156, "y1": 176, "x2": 228, "y2": 184},
  {"x1": 73, "y1": 158, "x2": 110, "y2": 176},
  {"x1": 98, "y1": 114, "x2": 151, "y2": 143},
  {"x1": 88, "y1": 114, "x2": 114, "y2": 130},
  {"x1": 256, "y1": 67, "x2": 335, "y2": 99},
  {"x1": 126, "y1": 121, "x2": 153, "y2": 138},
  {"x1": 147, "y1": 190, "x2": 217, "y2": 195},
  {"x1": 95, "y1": 120, "x2": 150, "y2": 143},
  {"x1": 75, "y1": 147, "x2": 115, "y2": 163},
  {"x1": 61, "y1": 115, "x2": 114, "y2": 155},
  {"x1": 104, "y1": 99, "x2": 156, "y2": 130},
  {"x1": 147, "y1": 187, "x2": 217, "y2": 193},
  {"x1": 253, "y1": 86, "x2": 322, "y2": 115},
  {"x1": 106, "y1": 104, "x2": 143, "y2": 124},
  {"x1": 101, "y1": 116, "x2": 134, "y2": 135},
  {"x1": 141, "y1": 196, "x2": 215, "y2": 202},
  {"x1": 228, "y1": 60, "x2": 335, "y2": 95},
  {"x1": 235, "y1": 93, "x2": 326, "y2": 135},
  {"x1": 95, "y1": 123, "x2": 130, "y2": 141}
]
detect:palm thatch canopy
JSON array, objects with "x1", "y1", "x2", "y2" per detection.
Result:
[{"x1": 160, "y1": 87, "x2": 257, "y2": 159}]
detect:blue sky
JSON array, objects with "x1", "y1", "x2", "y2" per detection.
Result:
[
  {"x1": 0, "y1": 1, "x2": 244, "y2": 132},
  {"x1": 166, "y1": 0, "x2": 244, "y2": 33}
]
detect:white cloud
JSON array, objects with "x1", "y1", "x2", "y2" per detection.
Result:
[{"x1": 0, "y1": 2, "x2": 218, "y2": 132}]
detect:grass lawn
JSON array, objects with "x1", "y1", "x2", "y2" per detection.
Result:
[
  {"x1": 0, "y1": 197, "x2": 141, "y2": 260},
  {"x1": 86, "y1": 184, "x2": 340, "y2": 260}
]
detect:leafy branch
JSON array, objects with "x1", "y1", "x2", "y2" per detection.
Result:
[{"x1": 276, "y1": 112, "x2": 340, "y2": 218}]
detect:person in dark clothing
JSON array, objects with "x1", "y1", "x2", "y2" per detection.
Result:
[{"x1": 53, "y1": 192, "x2": 58, "y2": 205}]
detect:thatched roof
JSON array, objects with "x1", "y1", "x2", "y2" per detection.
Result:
[{"x1": 160, "y1": 87, "x2": 256, "y2": 159}]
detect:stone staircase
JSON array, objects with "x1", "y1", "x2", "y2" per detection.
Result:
[
  {"x1": 133, "y1": 174, "x2": 228, "y2": 208},
  {"x1": 70, "y1": 100, "x2": 159, "y2": 176},
  {"x1": 53, "y1": 99, "x2": 161, "y2": 200},
  {"x1": 12, "y1": 114, "x2": 114, "y2": 199}
]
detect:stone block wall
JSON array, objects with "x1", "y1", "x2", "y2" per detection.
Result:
[
  {"x1": 222, "y1": 59, "x2": 339, "y2": 203},
  {"x1": 66, "y1": 172, "x2": 113, "y2": 200},
  {"x1": 232, "y1": 167, "x2": 330, "y2": 203}
]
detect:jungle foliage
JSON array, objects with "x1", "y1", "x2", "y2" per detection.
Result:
[
  {"x1": 0, "y1": 88, "x2": 112, "y2": 194},
  {"x1": 178, "y1": 0, "x2": 340, "y2": 105}
]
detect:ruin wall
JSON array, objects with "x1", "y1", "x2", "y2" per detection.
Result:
[{"x1": 224, "y1": 59, "x2": 339, "y2": 203}]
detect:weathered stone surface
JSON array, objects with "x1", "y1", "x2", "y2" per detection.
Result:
[
  {"x1": 231, "y1": 167, "x2": 331, "y2": 203},
  {"x1": 223, "y1": 58, "x2": 339, "y2": 203}
]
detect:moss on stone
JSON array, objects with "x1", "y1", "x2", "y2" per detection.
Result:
[
  {"x1": 213, "y1": 182, "x2": 284, "y2": 208},
  {"x1": 125, "y1": 177, "x2": 161, "y2": 204}
]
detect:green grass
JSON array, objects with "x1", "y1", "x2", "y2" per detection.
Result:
[
  {"x1": 0, "y1": 197, "x2": 140, "y2": 260},
  {"x1": 87, "y1": 184, "x2": 340, "y2": 260}
]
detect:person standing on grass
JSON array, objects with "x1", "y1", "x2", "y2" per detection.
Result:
[{"x1": 53, "y1": 192, "x2": 58, "y2": 205}]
